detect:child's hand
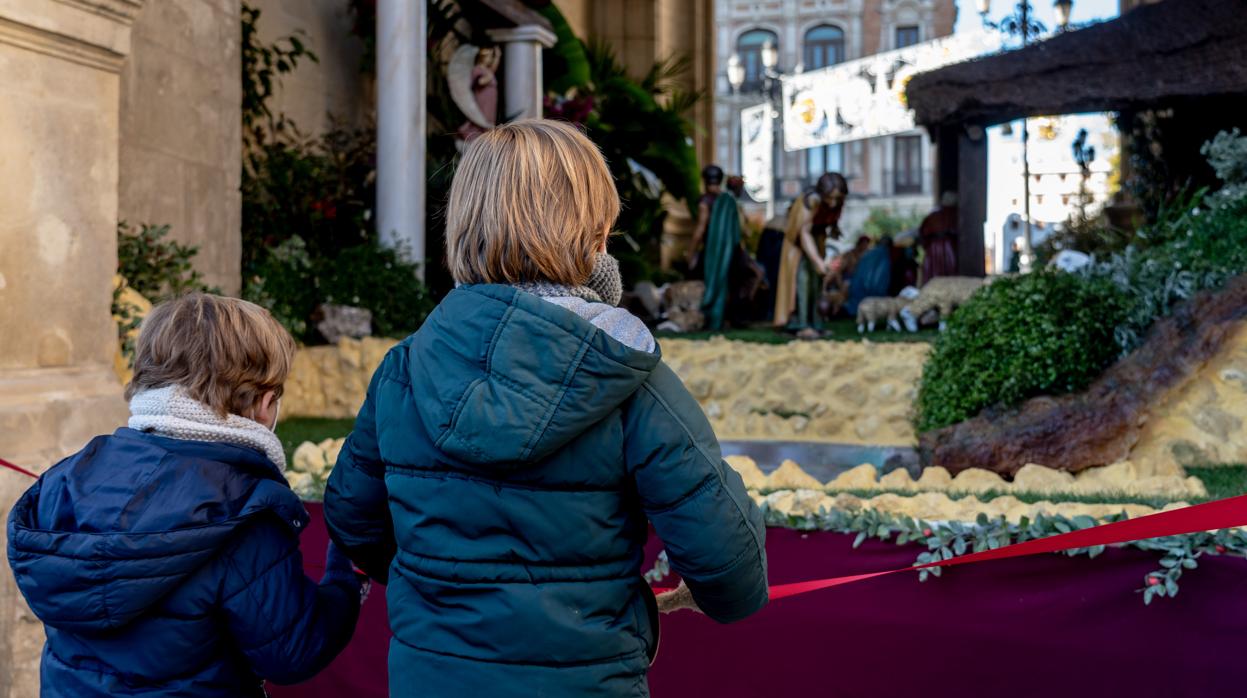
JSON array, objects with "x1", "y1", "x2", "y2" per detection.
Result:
[{"x1": 656, "y1": 581, "x2": 702, "y2": 614}]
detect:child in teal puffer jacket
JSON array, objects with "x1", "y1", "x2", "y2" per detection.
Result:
[{"x1": 325, "y1": 119, "x2": 768, "y2": 697}]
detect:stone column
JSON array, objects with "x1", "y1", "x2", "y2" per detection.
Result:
[
  {"x1": 0, "y1": 2, "x2": 142, "y2": 694},
  {"x1": 487, "y1": 25, "x2": 557, "y2": 122},
  {"x1": 376, "y1": 0, "x2": 427, "y2": 271}
]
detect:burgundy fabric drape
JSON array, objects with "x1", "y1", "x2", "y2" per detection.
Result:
[{"x1": 268, "y1": 503, "x2": 1247, "y2": 698}]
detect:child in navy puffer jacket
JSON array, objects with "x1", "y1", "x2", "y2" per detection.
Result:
[{"x1": 7, "y1": 294, "x2": 361, "y2": 697}]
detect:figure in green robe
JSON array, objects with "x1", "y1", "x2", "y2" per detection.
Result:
[{"x1": 700, "y1": 191, "x2": 742, "y2": 331}]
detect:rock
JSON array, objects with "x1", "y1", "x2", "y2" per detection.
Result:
[
  {"x1": 951, "y1": 468, "x2": 1007, "y2": 493},
  {"x1": 853, "y1": 415, "x2": 881, "y2": 440},
  {"x1": 827, "y1": 463, "x2": 879, "y2": 490},
  {"x1": 767, "y1": 459, "x2": 825, "y2": 491},
  {"x1": 1012, "y1": 463, "x2": 1075, "y2": 494},
  {"x1": 660, "y1": 281, "x2": 705, "y2": 332},
  {"x1": 878, "y1": 468, "x2": 916, "y2": 490},
  {"x1": 724, "y1": 455, "x2": 768, "y2": 491},
  {"x1": 916, "y1": 466, "x2": 953, "y2": 489},
  {"x1": 315, "y1": 304, "x2": 373, "y2": 343},
  {"x1": 292, "y1": 441, "x2": 327, "y2": 476}
]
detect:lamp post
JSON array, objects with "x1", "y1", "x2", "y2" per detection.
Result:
[
  {"x1": 728, "y1": 41, "x2": 786, "y2": 219},
  {"x1": 979, "y1": 0, "x2": 1072, "y2": 271},
  {"x1": 760, "y1": 40, "x2": 781, "y2": 220}
]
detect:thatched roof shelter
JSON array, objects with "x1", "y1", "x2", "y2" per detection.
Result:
[
  {"x1": 902, "y1": 0, "x2": 1247, "y2": 277},
  {"x1": 907, "y1": 0, "x2": 1247, "y2": 128}
]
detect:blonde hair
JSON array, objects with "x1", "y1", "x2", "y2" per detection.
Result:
[
  {"x1": 445, "y1": 119, "x2": 620, "y2": 286},
  {"x1": 125, "y1": 294, "x2": 297, "y2": 418}
]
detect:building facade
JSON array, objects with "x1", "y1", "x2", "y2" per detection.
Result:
[{"x1": 715, "y1": 0, "x2": 956, "y2": 232}]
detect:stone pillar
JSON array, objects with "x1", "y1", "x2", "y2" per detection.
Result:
[
  {"x1": 376, "y1": 0, "x2": 427, "y2": 271},
  {"x1": 487, "y1": 25, "x2": 557, "y2": 122},
  {"x1": 0, "y1": 2, "x2": 142, "y2": 694}
]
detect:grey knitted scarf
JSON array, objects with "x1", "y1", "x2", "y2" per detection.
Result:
[{"x1": 512, "y1": 253, "x2": 623, "y2": 306}]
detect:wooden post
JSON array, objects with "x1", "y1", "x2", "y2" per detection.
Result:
[{"x1": 956, "y1": 125, "x2": 988, "y2": 277}]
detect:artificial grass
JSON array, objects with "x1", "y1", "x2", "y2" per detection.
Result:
[
  {"x1": 656, "y1": 318, "x2": 939, "y2": 344},
  {"x1": 1184, "y1": 465, "x2": 1247, "y2": 502}
]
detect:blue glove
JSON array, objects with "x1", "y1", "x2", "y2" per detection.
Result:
[{"x1": 323, "y1": 541, "x2": 362, "y2": 589}]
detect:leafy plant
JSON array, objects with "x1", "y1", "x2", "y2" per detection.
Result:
[
  {"x1": 114, "y1": 222, "x2": 218, "y2": 368},
  {"x1": 919, "y1": 132, "x2": 1247, "y2": 432},
  {"x1": 915, "y1": 271, "x2": 1129, "y2": 433},
  {"x1": 241, "y1": 2, "x2": 317, "y2": 154},
  {"x1": 116, "y1": 222, "x2": 218, "y2": 301},
  {"x1": 759, "y1": 504, "x2": 1247, "y2": 604},
  {"x1": 532, "y1": 3, "x2": 703, "y2": 287},
  {"x1": 239, "y1": 10, "x2": 432, "y2": 343},
  {"x1": 1086, "y1": 195, "x2": 1247, "y2": 355}
]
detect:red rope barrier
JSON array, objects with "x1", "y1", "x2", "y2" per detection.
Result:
[
  {"x1": 0, "y1": 457, "x2": 38, "y2": 480},
  {"x1": 656, "y1": 493, "x2": 1247, "y2": 600}
]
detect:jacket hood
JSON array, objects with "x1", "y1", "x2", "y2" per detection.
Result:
[
  {"x1": 7, "y1": 429, "x2": 306, "y2": 633},
  {"x1": 407, "y1": 285, "x2": 662, "y2": 468}
]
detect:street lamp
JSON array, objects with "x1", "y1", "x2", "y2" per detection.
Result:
[
  {"x1": 761, "y1": 40, "x2": 779, "y2": 73},
  {"x1": 727, "y1": 53, "x2": 745, "y2": 94},
  {"x1": 977, "y1": 0, "x2": 1072, "y2": 271},
  {"x1": 1054, "y1": 0, "x2": 1073, "y2": 30}
]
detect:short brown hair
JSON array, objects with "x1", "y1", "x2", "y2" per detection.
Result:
[
  {"x1": 445, "y1": 119, "x2": 620, "y2": 286},
  {"x1": 125, "y1": 294, "x2": 296, "y2": 417}
]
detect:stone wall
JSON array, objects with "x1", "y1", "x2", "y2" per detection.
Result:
[
  {"x1": 283, "y1": 325, "x2": 1247, "y2": 480},
  {"x1": 117, "y1": 0, "x2": 368, "y2": 296},
  {"x1": 0, "y1": 3, "x2": 142, "y2": 694},
  {"x1": 1130, "y1": 323, "x2": 1247, "y2": 475},
  {"x1": 118, "y1": 0, "x2": 243, "y2": 294},
  {"x1": 553, "y1": 0, "x2": 716, "y2": 165},
  {"x1": 250, "y1": 0, "x2": 370, "y2": 136},
  {"x1": 281, "y1": 336, "x2": 930, "y2": 447}
]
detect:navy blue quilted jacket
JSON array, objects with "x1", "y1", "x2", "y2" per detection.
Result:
[
  {"x1": 7, "y1": 428, "x2": 360, "y2": 697},
  {"x1": 324, "y1": 285, "x2": 768, "y2": 697}
]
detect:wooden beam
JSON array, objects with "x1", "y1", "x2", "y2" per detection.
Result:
[{"x1": 956, "y1": 126, "x2": 987, "y2": 277}]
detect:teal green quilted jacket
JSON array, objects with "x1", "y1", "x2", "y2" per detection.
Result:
[{"x1": 324, "y1": 284, "x2": 767, "y2": 697}]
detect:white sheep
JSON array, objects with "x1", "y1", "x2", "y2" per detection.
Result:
[{"x1": 900, "y1": 276, "x2": 986, "y2": 332}]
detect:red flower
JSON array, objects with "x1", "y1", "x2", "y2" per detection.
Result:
[
  {"x1": 1146, "y1": 576, "x2": 1161, "y2": 587},
  {"x1": 922, "y1": 528, "x2": 933, "y2": 537},
  {"x1": 1216, "y1": 545, "x2": 1227, "y2": 554}
]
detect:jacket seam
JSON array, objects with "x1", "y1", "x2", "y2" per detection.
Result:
[
  {"x1": 391, "y1": 558, "x2": 637, "y2": 584},
  {"x1": 484, "y1": 304, "x2": 515, "y2": 374},
  {"x1": 642, "y1": 474, "x2": 715, "y2": 515},
  {"x1": 393, "y1": 547, "x2": 637, "y2": 569},
  {"x1": 638, "y1": 378, "x2": 767, "y2": 554},
  {"x1": 390, "y1": 633, "x2": 648, "y2": 669},
  {"x1": 220, "y1": 533, "x2": 297, "y2": 603},
  {"x1": 383, "y1": 465, "x2": 620, "y2": 492},
  {"x1": 522, "y1": 330, "x2": 592, "y2": 461},
  {"x1": 486, "y1": 369, "x2": 553, "y2": 410}
]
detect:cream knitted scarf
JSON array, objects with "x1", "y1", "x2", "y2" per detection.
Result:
[{"x1": 128, "y1": 385, "x2": 287, "y2": 470}]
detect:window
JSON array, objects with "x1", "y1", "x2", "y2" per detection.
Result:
[
  {"x1": 803, "y1": 24, "x2": 845, "y2": 70},
  {"x1": 893, "y1": 135, "x2": 923, "y2": 194},
  {"x1": 805, "y1": 144, "x2": 845, "y2": 183},
  {"x1": 737, "y1": 29, "x2": 777, "y2": 92},
  {"x1": 895, "y1": 25, "x2": 920, "y2": 49}
]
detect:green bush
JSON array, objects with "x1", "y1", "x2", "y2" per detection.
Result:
[
  {"x1": 114, "y1": 221, "x2": 218, "y2": 368},
  {"x1": 242, "y1": 122, "x2": 432, "y2": 344},
  {"x1": 915, "y1": 271, "x2": 1129, "y2": 433},
  {"x1": 117, "y1": 221, "x2": 218, "y2": 301},
  {"x1": 1089, "y1": 195, "x2": 1247, "y2": 354},
  {"x1": 242, "y1": 235, "x2": 432, "y2": 345}
]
